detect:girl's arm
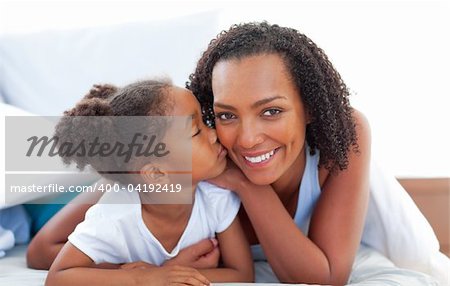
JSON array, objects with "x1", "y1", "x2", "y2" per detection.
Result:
[
  {"x1": 45, "y1": 242, "x2": 210, "y2": 286},
  {"x1": 27, "y1": 176, "x2": 220, "y2": 271},
  {"x1": 198, "y1": 216, "x2": 254, "y2": 282},
  {"x1": 211, "y1": 110, "x2": 371, "y2": 285}
]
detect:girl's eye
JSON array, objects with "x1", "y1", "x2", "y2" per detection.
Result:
[
  {"x1": 215, "y1": 112, "x2": 236, "y2": 121},
  {"x1": 262, "y1": 108, "x2": 282, "y2": 116},
  {"x1": 192, "y1": 128, "x2": 201, "y2": 137}
]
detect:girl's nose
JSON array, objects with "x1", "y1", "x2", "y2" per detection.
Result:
[{"x1": 208, "y1": 127, "x2": 218, "y2": 145}]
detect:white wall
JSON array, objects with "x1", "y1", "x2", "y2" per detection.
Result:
[{"x1": 1, "y1": 0, "x2": 448, "y2": 178}]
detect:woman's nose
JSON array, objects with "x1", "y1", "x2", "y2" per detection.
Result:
[{"x1": 237, "y1": 120, "x2": 264, "y2": 149}]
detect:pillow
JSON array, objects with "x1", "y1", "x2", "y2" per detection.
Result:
[
  {"x1": 0, "y1": 205, "x2": 31, "y2": 256},
  {"x1": 0, "y1": 102, "x2": 100, "y2": 209},
  {"x1": 1, "y1": 11, "x2": 219, "y2": 208},
  {"x1": 362, "y1": 160, "x2": 449, "y2": 284},
  {"x1": 0, "y1": 11, "x2": 219, "y2": 115}
]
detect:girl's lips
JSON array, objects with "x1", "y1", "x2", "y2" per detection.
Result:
[{"x1": 218, "y1": 144, "x2": 227, "y2": 158}]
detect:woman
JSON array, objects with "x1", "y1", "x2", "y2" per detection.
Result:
[{"x1": 187, "y1": 22, "x2": 370, "y2": 285}]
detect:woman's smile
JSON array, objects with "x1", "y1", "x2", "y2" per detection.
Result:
[{"x1": 240, "y1": 147, "x2": 280, "y2": 167}]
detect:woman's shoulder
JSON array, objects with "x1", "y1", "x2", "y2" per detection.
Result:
[
  {"x1": 318, "y1": 108, "x2": 371, "y2": 187},
  {"x1": 351, "y1": 109, "x2": 371, "y2": 158},
  {"x1": 352, "y1": 109, "x2": 371, "y2": 136}
]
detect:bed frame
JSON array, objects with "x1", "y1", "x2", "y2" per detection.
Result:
[{"x1": 398, "y1": 178, "x2": 450, "y2": 257}]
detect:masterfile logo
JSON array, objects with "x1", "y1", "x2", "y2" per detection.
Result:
[{"x1": 4, "y1": 116, "x2": 193, "y2": 205}]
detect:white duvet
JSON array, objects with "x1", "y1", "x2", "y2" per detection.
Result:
[{"x1": 0, "y1": 244, "x2": 442, "y2": 286}]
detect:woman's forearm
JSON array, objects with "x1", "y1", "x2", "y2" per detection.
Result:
[
  {"x1": 239, "y1": 186, "x2": 333, "y2": 284},
  {"x1": 27, "y1": 182, "x2": 105, "y2": 269},
  {"x1": 199, "y1": 268, "x2": 253, "y2": 283},
  {"x1": 27, "y1": 241, "x2": 65, "y2": 269}
]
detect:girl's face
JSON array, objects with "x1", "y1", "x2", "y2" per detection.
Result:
[
  {"x1": 211, "y1": 53, "x2": 308, "y2": 185},
  {"x1": 169, "y1": 87, "x2": 227, "y2": 184}
]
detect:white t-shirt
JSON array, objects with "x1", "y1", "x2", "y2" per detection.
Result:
[{"x1": 68, "y1": 181, "x2": 240, "y2": 266}]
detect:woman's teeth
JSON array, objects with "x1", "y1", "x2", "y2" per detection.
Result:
[{"x1": 244, "y1": 150, "x2": 275, "y2": 163}]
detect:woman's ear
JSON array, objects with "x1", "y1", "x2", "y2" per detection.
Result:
[
  {"x1": 140, "y1": 163, "x2": 169, "y2": 184},
  {"x1": 300, "y1": 103, "x2": 312, "y2": 124},
  {"x1": 305, "y1": 108, "x2": 313, "y2": 124}
]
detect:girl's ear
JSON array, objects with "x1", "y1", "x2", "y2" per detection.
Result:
[{"x1": 140, "y1": 163, "x2": 169, "y2": 184}]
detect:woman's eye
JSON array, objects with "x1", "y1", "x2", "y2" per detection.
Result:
[
  {"x1": 216, "y1": 112, "x2": 236, "y2": 121},
  {"x1": 262, "y1": 109, "x2": 282, "y2": 116}
]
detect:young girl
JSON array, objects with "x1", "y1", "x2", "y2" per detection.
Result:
[{"x1": 45, "y1": 79, "x2": 253, "y2": 286}]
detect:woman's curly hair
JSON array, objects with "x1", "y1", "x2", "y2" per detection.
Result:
[{"x1": 187, "y1": 21, "x2": 358, "y2": 173}]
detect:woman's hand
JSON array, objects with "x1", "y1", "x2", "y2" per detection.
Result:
[
  {"x1": 208, "y1": 158, "x2": 252, "y2": 195},
  {"x1": 163, "y1": 238, "x2": 220, "y2": 269}
]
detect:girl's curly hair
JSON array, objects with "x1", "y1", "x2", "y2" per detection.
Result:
[
  {"x1": 54, "y1": 79, "x2": 173, "y2": 184},
  {"x1": 187, "y1": 21, "x2": 358, "y2": 173}
]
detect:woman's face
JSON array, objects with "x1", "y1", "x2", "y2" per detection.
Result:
[{"x1": 211, "y1": 53, "x2": 308, "y2": 185}]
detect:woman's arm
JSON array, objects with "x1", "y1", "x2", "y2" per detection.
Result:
[
  {"x1": 45, "y1": 242, "x2": 211, "y2": 286},
  {"x1": 245, "y1": 110, "x2": 370, "y2": 284},
  {"x1": 198, "y1": 217, "x2": 254, "y2": 282},
  {"x1": 211, "y1": 110, "x2": 371, "y2": 284}
]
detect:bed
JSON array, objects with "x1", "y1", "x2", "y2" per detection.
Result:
[{"x1": 0, "y1": 244, "x2": 441, "y2": 286}]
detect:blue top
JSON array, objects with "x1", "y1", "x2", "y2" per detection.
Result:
[{"x1": 250, "y1": 145, "x2": 321, "y2": 261}]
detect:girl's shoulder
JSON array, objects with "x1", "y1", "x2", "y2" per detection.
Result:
[
  {"x1": 196, "y1": 181, "x2": 239, "y2": 205},
  {"x1": 196, "y1": 181, "x2": 241, "y2": 234},
  {"x1": 86, "y1": 188, "x2": 140, "y2": 219},
  {"x1": 196, "y1": 181, "x2": 240, "y2": 205},
  {"x1": 197, "y1": 181, "x2": 236, "y2": 195}
]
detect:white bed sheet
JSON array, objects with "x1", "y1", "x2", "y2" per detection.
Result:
[
  {"x1": 0, "y1": 245, "x2": 441, "y2": 286},
  {"x1": 0, "y1": 245, "x2": 46, "y2": 286}
]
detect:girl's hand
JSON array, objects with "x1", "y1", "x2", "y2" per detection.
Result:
[
  {"x1": 46, "y1": 241, "x2": 210, "y2": 286},
  {"x1": 163, "y1": 238, "x2": 220, "y2": 269},
  {"x1": 208, "y1": 159, "x2": 252, "y2": 195},
  {"x1": 136, "y1": 265, "x2": 210, "y2": 286}
]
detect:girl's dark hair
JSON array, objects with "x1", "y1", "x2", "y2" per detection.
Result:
[
  {"x1": 54, "y1": 79, "x2": 173, "y2": 183},
  {"x1": 187, "y1": 21, "x2": 358, "y2": 172}
]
